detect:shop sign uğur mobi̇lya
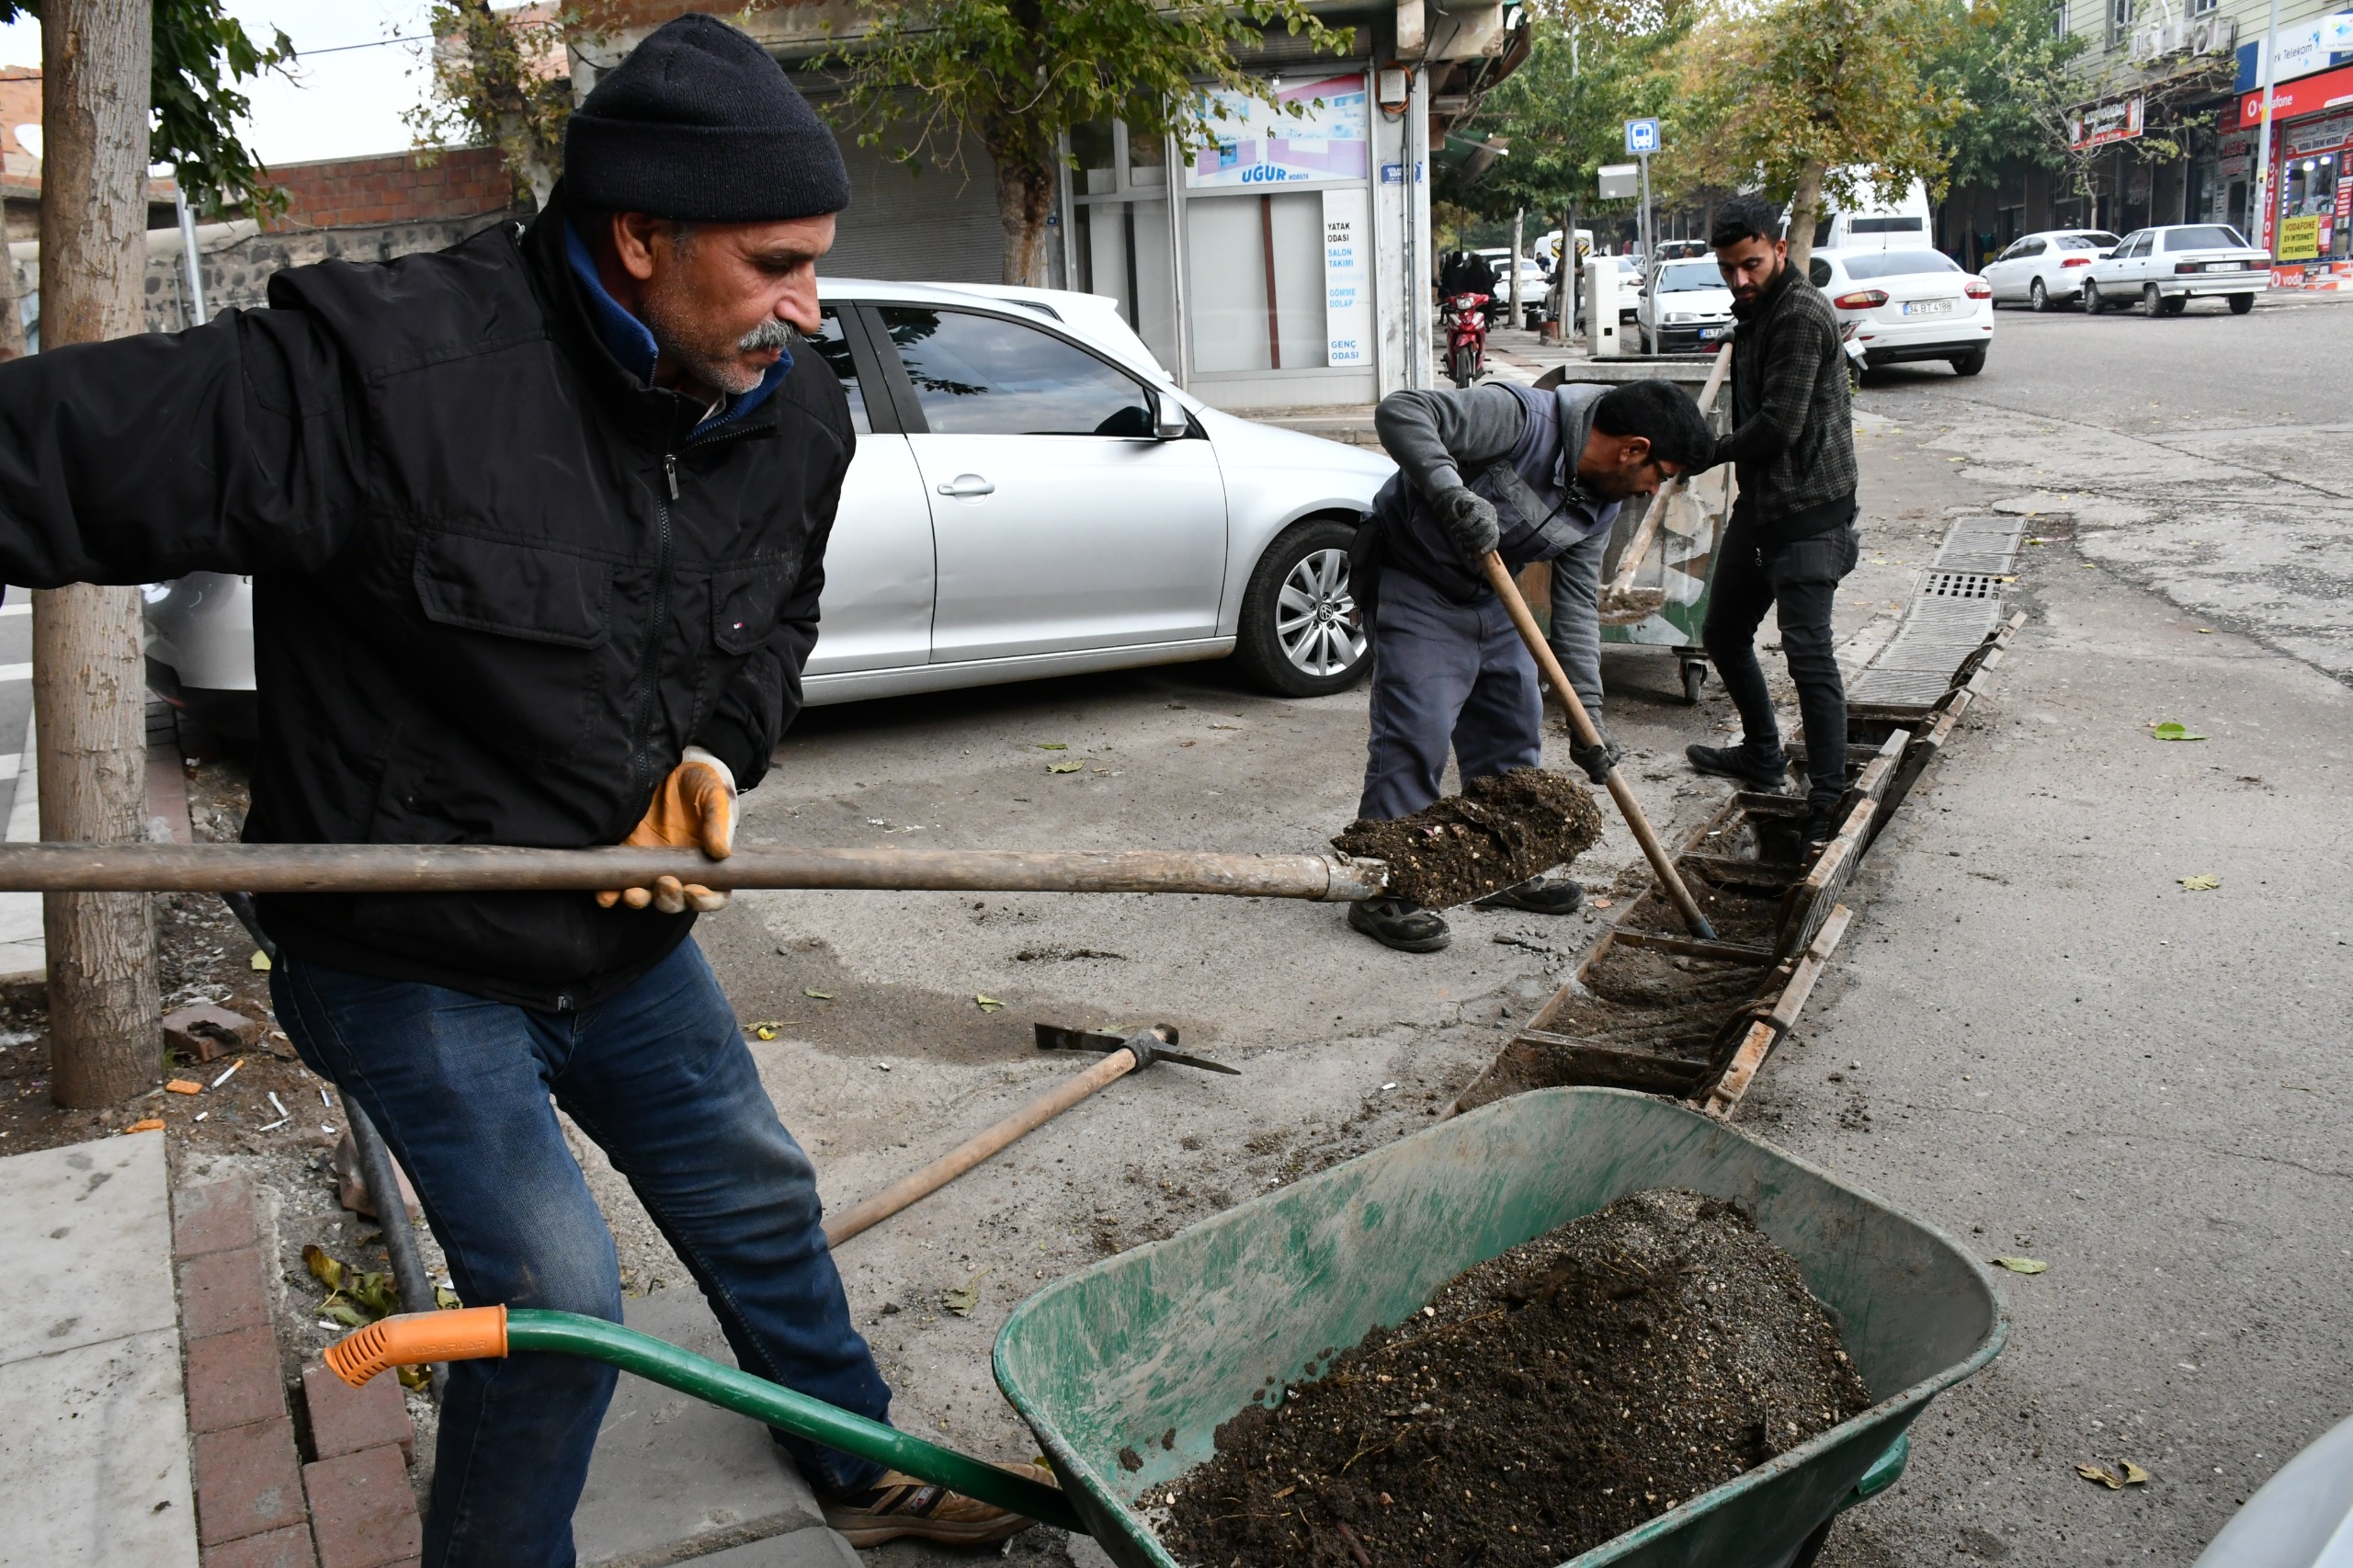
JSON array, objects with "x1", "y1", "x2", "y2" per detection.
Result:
[{"x1": 2070, "y1": 96, "x2": 2145, "y2": 152}]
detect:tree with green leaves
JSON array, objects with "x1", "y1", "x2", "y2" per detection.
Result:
[
  {"x1": 1924, "y1": 0, "x2": 2086, "y2": 194},
  {"x1": 1676, "y1": 0, "x2": 1965, "y2": 270},
  {"x1": 820, "y1": 0, "x2": 1354, "y2": 286},
  {"x1": 406, "y1": 1, "x2": 630, "y2": 209},
  {"x1": 0, "y1": 0, "x2": 290, "y2": 215}
]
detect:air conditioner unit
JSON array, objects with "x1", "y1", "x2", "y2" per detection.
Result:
[{"x1": 2189, "y1": 14, "x2": 2235, "y2": 54}]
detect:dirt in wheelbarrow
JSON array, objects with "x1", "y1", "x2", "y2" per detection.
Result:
[
  {"x1": 1332, "y1": 767, "x2": 1605, "y2": 911},
  {"x1": 1156, "y1": 1188, "x2": 1872, "y2": 1568}
]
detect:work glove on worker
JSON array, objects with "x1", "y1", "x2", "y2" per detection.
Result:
[
  {"x1": 1436, "y1": 485, "x2": 1500, "y2": 562},
  {"x1": 597, "y1": 747, "x2": 736, "y2": 915}
]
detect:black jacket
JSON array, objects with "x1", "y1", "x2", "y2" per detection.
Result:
[
  {"x1": 0, "y1": 185, "x2": 850, "y2": 1009},
  {"x1": 1716, "y1": 261, "x2": 1858, "y2": 540}
]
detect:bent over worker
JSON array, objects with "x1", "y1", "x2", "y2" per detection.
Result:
[
  {"x1": 1348, "y1": 379, "x2": 1713, "y2": 953},
  {"x1": 1688, "y1": 194, "x2": 1863, "y2": 845},
  {"x1": 0, "y1": 17, "x2": 1041, "y2": 1565}
]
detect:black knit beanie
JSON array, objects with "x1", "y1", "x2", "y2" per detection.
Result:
[{"x1": 564, "y1": 14, "x2": 849, "y2": 222}]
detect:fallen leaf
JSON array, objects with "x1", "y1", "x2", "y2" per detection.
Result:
[
  {"x1": 756, "y1": 1027, "x2": 776, "y2": 1040},
  {"x1": 434, "y1": 1286, "x2": 464, "y2": 1311},
  {"x1": 1990, "y1": 1256, "x2": 2048, "y2": 1274},
  {"x1": 975, "y1": 994, "x2": 1003, "y2": 1012},
  {"x1": 2121, "y1": 1461, "x2": 2151, "y2": 1485},
  {"x1": 165, "y1": 1079, "x2": 203, "y2": 1096},
  {"x1": 1047, "y1": 759, "x2": 1084, "y2": 773},
  {"x1": 2195, "y1": 628, "x2": 2212, "y2": 634},
  {"x1": 321, "y1": 1300, "x2": 370, "y2": 1328},
  {"x1": 2149, "y1": 722, "x2": 2207, "y2": 741},
  {"x1": 2178, "y1": 874, "x2": 2221, "y2": 892},
  {"x1": 249, "y1": 949, "x2": 272, "y2": 971},
  {"x1": 124, "y1": 1118, "x2": 165, "y2": 1134},
  {"x1": 397, "y1": 1365, "x2": 431, "y2": 1391},
  {"x1": 2077, "y1": 1463, "x2": 2123, "y2": 1489},
  {"x1": 1036, "y1": 743, "x2": 1067, "y2": 750},
  {"x1": 802, "y1": 987, "x2": 833, "y2": 1000},
  {"x1": 304, "y1": 1244, "x2": 346, "y2": 1292},
  {"x1": 942, "y1": 1274, "x2": 985, "y2": 1316},
  {"x1": 1589, "y1": 897, "x2": 1613, "y2": 910}
]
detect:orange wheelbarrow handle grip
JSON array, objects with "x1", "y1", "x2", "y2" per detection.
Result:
[{"x1": 325, "y1": 1306, "x2": 507, "y2": 1387}]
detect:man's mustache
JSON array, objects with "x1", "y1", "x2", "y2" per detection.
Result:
[{"x1": 737, "y1": 316, "x2": 791, "y2": 354}]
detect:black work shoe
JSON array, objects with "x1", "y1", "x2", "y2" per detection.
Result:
[
  {"x1": 818, "y1": 1464, "x2": 1054, "y2": 1549},
  {"x1": 1569, "y1": 736, "x2": 1624, "y2": 783},
  {"x1": 1804, "y1": 801, "x2": 1844, "y2": 848},
  {"x1": 1348, "y1": 896, "x2": 1451, "y2": 952},
  {"x1": 1687, "y1": 742, "x2": 1789, "y2": 792},
  {"x1": 1475, "y1": 873, "x2": 1586, "y2": 915}
]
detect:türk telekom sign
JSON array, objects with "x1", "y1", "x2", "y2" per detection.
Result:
[{"x1": 2070, "y1": 96, "x2": 2145, "y2": 150}]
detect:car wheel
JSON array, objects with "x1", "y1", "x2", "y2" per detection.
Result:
[
  {"x1": 2229, "y1": 292, "x2": 2255, "y2": 314},
  {"x1": 1949, "y1": 348, "x2": 1986, "y2": 377},
  {"x1": 1233, "y1": 517, "x2": 1372, "y2": 698},
  {"x1": 2142, "y1": 284, "x2": 2165, "y2": 318},
  {"x1": 2082, "y1": 281, "x2": 2102, "y2": 312},
  {"x1": 2160, "y1": 294, "x2": 2187, "y2": 316},
  {"x1": 2029, "y1": 278, "x2": 2051, "y2": 312}
]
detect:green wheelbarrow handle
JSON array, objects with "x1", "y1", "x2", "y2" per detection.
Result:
[{"x1": 323, "y1": 1305, "x2": 1086, "y2": 1536}]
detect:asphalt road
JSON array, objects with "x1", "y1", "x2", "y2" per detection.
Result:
[{"x1": 1781, "y1": 287, "x2": 2353, "y2": 1567}]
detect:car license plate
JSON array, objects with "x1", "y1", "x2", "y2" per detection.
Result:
[
  {"x1": 1699, "y1": 324, "x2": 1729, "y2": 341},
  {"x1": 1901, "y1": 299, "x2": 1955, "y2": 316},
  {"x1": 2206, "y1": 262, "x2": 2241, "y2": 273}
]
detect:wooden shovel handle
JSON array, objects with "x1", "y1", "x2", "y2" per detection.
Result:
[{"x1": 1482, "y1": 551, "x2": 1718, "y2": 942}]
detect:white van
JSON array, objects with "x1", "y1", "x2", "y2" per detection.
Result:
[{"x1": 1791, "y1": 176, "x2": 1933, "y2": 252}]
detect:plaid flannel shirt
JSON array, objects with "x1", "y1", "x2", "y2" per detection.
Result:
[{"x1": 1720, "y1": 263, "x2": 1858, "y2": 532}]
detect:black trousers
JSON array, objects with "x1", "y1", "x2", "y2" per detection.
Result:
[{"x1": 1701, "y1": 508, "x2": 1860, "y2": 807}]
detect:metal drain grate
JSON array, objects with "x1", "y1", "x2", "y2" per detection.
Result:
[
  {"x1": 1849, "y1": 518, "x2": 2009, "y2": 705},
  {"x1": 1922, "y1": 570, "x2": 2006, "y2": 599}
]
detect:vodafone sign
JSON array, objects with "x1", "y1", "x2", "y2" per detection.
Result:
[{"x1": 2239, "y1": 60, "x2": 2353, "y2": 124}]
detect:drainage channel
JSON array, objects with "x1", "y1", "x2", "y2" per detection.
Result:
[{"x1": 1453, "y1": 515, "x2": 2026, "y2": 1122}]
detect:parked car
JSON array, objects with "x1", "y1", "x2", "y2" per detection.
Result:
[
  {"x1": 1979, "y1": 229, "x2": 2120, "y2": 311},
  {"x1": 1635, "y1": 257, "x2": 1735, "y2": 354},
  {"x1": 142, "y1": 280, "x2": 1397, "y2": 738},
  {"x1": 2080, "y1": 223, "x2": 2271, "y2": 316},
  {"x1": 1807, "y1": 247, "x2": 1995, "y2": 375}
]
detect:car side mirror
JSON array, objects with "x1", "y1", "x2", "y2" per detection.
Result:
[{"x1": 1152, "y1": 389, "x2": 1189, "y2": 441}]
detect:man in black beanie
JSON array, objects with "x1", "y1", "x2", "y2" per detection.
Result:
[{"x1": 0, "y1": 12, "x2": 1048, "y2": 1563}]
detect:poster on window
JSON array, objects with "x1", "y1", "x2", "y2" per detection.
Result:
[
  {"x1": 1323, "y1": 187, "x2": 1371, "y2": 366},
  {"x1": 1188, "y1": 74, "x2": 1369, "y2": 187},
  {"x1": 2279, "y1": 213, "x2": 2323, "y2": 260}
]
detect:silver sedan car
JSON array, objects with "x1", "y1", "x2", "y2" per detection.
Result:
[{"x1": 144, "y1": 280, "x2": 1395, "y2": 737}]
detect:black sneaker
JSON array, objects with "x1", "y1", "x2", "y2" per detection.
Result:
[
  {"x1": 1474, "y1": 873, "x2": 1586, "y2": 915},
  {"x1": 1804, "y1": 800, "x2": 1844, "y2": 847},
  {"x1": 1348, "y1": 896, "x2": 1451, "y2": 952},
  {"x1": 1687, "y1": 742, "x2": 1790, "y2": 792}
]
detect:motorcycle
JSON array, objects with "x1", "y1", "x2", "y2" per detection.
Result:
[
  {"x1": 1442, "y1": 290, "x2": 1491, "y2": 387},
  {"x1": 1839, "y1": 320, "x2": 1869, "y2": 392}
]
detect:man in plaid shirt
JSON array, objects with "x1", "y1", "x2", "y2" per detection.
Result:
[{"x1": 1686, "y1": 193, "x2": 1861, "y2": 845}]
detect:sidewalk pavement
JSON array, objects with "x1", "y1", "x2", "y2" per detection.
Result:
[{"x1": 0, "y1": 1130, "x2": 198, "y2": 1565}]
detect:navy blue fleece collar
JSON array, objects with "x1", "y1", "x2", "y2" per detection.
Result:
[{"x1": 563, "y1": 219, "x2": 788, "y2": 436}]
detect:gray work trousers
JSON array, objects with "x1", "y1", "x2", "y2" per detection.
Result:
[
  {"x1": 1544, "y1": 521, "x2": 1610, "y2": 724},
  {"x1": 1358, "y1": 568, "x2": 1542, "y2": 823}
]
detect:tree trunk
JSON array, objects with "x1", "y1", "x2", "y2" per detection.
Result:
[
  {"x1": 39, "y1": 0, "x2": 160, "y2": 1109},
  {"x1": 1786, "y1": 158, "x2": 1827, "y2": 276},
  {"x1": 990, "y1": 122, "x2": 1056, "y2": 287}
]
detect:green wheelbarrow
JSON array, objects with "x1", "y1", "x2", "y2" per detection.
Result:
[{"x1": 331, "y1": 1088, "x2": 2003, "y2": 1565}]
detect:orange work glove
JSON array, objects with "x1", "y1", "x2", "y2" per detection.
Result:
[{"x1": 597, "y1": 747, "x2": 736, "y2": 915}]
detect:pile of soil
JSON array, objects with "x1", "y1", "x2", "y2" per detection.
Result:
[
  {"x1": 1623, "y1": 875, "x2": 1788, "y2": 950},
  {"x1": 1333, "y1": 769, "x2": 1604, "y2": 910},
  {"x1": 1157, "y1": 1189, "x2": 1872, "y2": 1568}
]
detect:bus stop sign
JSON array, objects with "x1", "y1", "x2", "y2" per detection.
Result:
[{"x1": 1624, "y1": 118, "x2": 1660, "y2": 154}]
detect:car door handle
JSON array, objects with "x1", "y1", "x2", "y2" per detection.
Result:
[{"x1": 936, "y1": 473, "x2": 995, "y2": 497}]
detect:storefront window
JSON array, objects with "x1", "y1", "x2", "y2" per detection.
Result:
[
  {"x1": 1180, "y1": 74, "x2": 1372, "y2": 379},
  {"x1": 1068, "y1": 119, "x2": 1178, "y2": 369}
]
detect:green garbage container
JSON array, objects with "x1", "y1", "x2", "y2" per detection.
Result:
[{"x1": 995, "y1": 1087, "x2": 2006, "y2": 1567}]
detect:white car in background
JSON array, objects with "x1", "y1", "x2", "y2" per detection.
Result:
[
  {"x1": 1979, "y1": 229, "x2": 2120, "y2": 311},
  {"x1": 143, "y1": 281, "x2": 1396, "y2": 739},
  {"x1": 1807, "y1": 247, "x2": 1995, "y2": 376},
  {"x1": 2081, "y1": 223, "x2": 2272, "y2": 316},
  {"x1": 1634, "y1": 257, "x2": 1735, "y2": 354}
]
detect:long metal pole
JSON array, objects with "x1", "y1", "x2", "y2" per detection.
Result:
[
  {"x1": 173, "y1": 184, "x2": 206, "y2": 326},
  {"x1": 0, "y1": 843, "x2": 1387, "y2": 901},
  {"x1": 2251, "y1": 0, "x2": 2282, "y2": 257},
  {"x1": 1639, "y1": 151, "x2": 1654, "y2": 272}
]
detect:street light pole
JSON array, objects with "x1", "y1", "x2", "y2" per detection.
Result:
[
  {"x1": 1639, "y1": 151, "x2": 1654, "y2": 267},
  {"x1": 2251, "y1": 0, "x2": 2281, "y2": 256}
]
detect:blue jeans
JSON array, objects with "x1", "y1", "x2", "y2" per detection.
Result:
[
  {"x1": 1358, "y1": 567, "x2": 1544, "y2": 824},
  {"x1": 272, "y1": 939, "x2": 891, "y2": 1568}
]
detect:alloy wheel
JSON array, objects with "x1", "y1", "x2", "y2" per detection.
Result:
[{"x1": 1274, "y1": 548, "x2": 1366, "y2": 677}]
